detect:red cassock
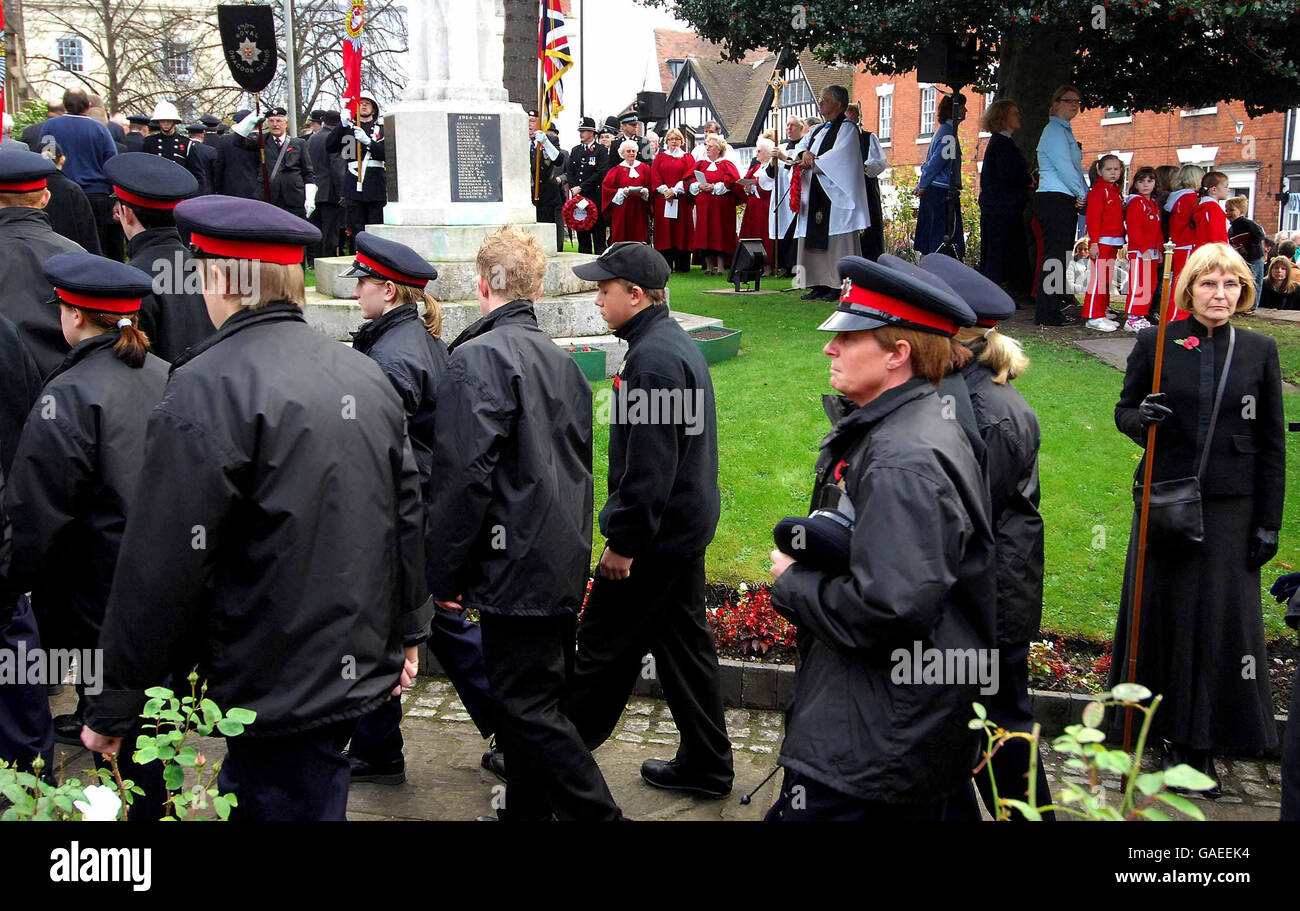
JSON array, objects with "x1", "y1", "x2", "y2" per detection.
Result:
[
  {"x1": 601, "y1": 161, "x2": 652, "y2": 243},
  {"x1": 650, "y1": 151, "x2": 696, "y2": 252},
  {"x1": 691, "y1": 158, "x2": 740, "y2": 253},
  {"x1": 734, "y1": 160, "x2": 773, "y2": 261}
]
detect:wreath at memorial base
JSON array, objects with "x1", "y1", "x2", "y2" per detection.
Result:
[{"x1": 563, "y1": 194, "x2": 600, "y2": 232}]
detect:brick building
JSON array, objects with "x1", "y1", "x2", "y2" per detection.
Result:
[{"x1": 849, "y1": 67, "x2": 1295, "y2": 232}]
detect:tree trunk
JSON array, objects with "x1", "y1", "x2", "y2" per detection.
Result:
[
  {"x1": 996, "y1": 24, "x2": 1076, "y2": 179},
  {"x1": 502, "y1": 0, "x2": 536, "y2": 109}
]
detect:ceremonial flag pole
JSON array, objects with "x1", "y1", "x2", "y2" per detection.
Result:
[
  {"x1": 1, "y1": 3, "x2": 7, "y2": 124},
  {"x1": 538, "y1": 0, "x2": 574, "y2": 198},
  {"x1": 1121, "y1": 238, "x2": 1178, "y2": 754}
]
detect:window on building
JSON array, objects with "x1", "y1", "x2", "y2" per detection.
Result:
[
  {"x1": 1181, "y1": 106, "x2": 1217, "y2": 117},
  {"x1": 778, "y1": 70, "x2": 812, "y2": 108},
  {"x1": 1103, "y1": 106, "x2": 1129, "y2": 119},
  {"x1": 920, "y1": 85, "x2": 936, "y2": 137},
  {"x1": 161, "y1": 41, "x2": 192, "y2": 79},
  {"x1": 57, "y1": 37, "x2": 84, "y2": 74},
  {"x1": 878, "y1": 92, "x2": 893, "y2": 142},
  {"x1": 667, "y1": 59, "x2": 684, "y2": 80}
]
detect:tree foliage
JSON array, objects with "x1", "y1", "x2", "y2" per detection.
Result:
[{"x1": 647, "y1": 0, "x2": 1300, "y2": 116}]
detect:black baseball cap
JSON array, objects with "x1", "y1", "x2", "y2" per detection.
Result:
[{"x1": 572, "y1": 241, "x2": 671, "y2": 290}]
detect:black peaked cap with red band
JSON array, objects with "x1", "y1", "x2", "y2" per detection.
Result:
[
  {"x1": 104, "y1": 152, "x2": 198, "y2": 210},
  {"x1": 0, "y1": 149, "x2": 56, "y2": 193},
  {"x1": 918, "y1": 253, "x2": 1015, "y2": 327},
  {"x1": 42, "y1": 252, "x2": 154, "y2": 315},
  {"x1": 341, "y1": 232, "x2": 439, "y2": 288},
  {"x1": 819, "y1": 254, "x2": 975, "y2": 337},
  {"x1": 174, "y1": 194, "x2": 321, "y2": 265}
]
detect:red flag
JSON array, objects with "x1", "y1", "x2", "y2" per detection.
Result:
[
  {"x1": 343, "y1": 0, "x2": 364, "y2": 120},
  {"x1": 538, "y1": 0, "x2": 573, "y2": 131}
]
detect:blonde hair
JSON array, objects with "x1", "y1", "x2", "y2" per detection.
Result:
[
  {"x1": 389, "y1": 281, "x2": 444, "y2": 339},
  {"x1": 204, "y1": 258, "x2": 306, "y2": 308},
  {"x1": 1225, "y1": 195, "x2": 1248, "y2": 217},
  {"x1": 1049, "y1": 84, "x2": 1082, "y2": 113},
  {"x1": 475, "y1": 226, "x2": 547, "y2": 302},
  {"x1": 1174, "y1": 164, "x2": 1205, "y2": 191},
  {"x1": 1174, "y1": 242, "x2": 1255, "y2": 314},
  {"x1": 980, "y1": 98, "x2": 1019, "y2": 134},
  {"x1": 705, "y1": 133, "x2": 729, "y2": 155},
  {"x1": 956, "y1": 326, "x2": 1030, "y2": 384}
]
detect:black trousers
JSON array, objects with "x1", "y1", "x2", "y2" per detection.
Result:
[
  {"x1": 349, "y1": 607, "x2": 500, "y2": 764},
  {"x1": 479, "y1": 612, "x2": 621, "y2": 820},
  {"x1": 944, "y1": 641, "x2": 1056, "y2": 822},
  {"x1": 313, "y1": 202, "x2": 345, "y2": 264},
  {"x1": 217, "y1": 719, "x2": 357, "y2": 821},
  {"x1": 1033, "y1": 192, "x2": 1079, "y2": 322},
  {"x1": 1281, "y1": 663, "x2": 1300, "y2": 821},
  {"x1": 86, "y1": 192, "x2": 124, "y2": 262},
  {"x1": 344, "y1": 201, "x2": 385, "y2": 251},
  {"x1": 577, "y1": 222, "x2": 607, "y2": 255},
  {"x1": 765, "y1": 769, "x2": 947, "y2": 821},
  {"x1": 569, "y1": 551, "x2": 733, "y2": 788},
  {"x1": 978, "y1": 207, "x2": 1032, "y2": 294},
  {"x1": 536, "y1": 202, "x2": 565, "y2": 251},
  {"x1": 0, "y1": 596, "x2": 53, "y2": 773}
]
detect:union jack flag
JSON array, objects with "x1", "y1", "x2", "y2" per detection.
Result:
[{"x1": 538, "y1": 0, "x2": 573, "y2": 132}]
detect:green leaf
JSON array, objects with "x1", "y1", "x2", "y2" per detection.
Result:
[
  {"x1": 1093, "y1": 750, "x2": 1133, "y2": 775},
  {"x1": 1162, "y1": 764, "x2": 1217, "y2": 791},
  {"x1": 1072, "y1": 727, "x2": 1106, "y2": 743},
  {"x1": 1135, "y1": 772, "x2": 1165, "y2": 796},
  {"x1": 1081, "y1": 700, "x2": 1106, "y2": 728},
  {"x1": 163, "y1": 764, "x2": 187, "y2": 791},
  {"x1": 1001, "y1": 799, "x2": 1042, "y2": 821},
  {"x1": 224, "y1": 707, "x2": 258, "y2": 725},
  {"x1": 1110, "y1": 682, "x2": 1152, "y2": 703},
  {"x1": 216, "y1": 719, "x2": 245, "y2": 737},
  {"x1": 133, "y1": 746, "x2": 159, "y2": 765},
  {"x1": 200, "y1": 699, "x2": 221, "y2": 723},
  {"x1": 144, "y1": 686, "x2": 174, "y2": 699},
  {"x1": 156, "y1": 744, "x2": 176, "y2": 760},
  {"x1": 971, "y1": 702, "x2": 986, "y2": 721},
  {"x1": 1139, "y1": 806, "x2": 1173, "y2": 821},
  {"x1": 141, "y1": 698, "x2": 164, "y2": 716},
  {"x1": 212, "y1": 795, "x2": 231, "y2": 820},
  {"x1": 177, "y1": 747, "x2": 199, "y2": 767},
  {"x1": 1155, "y1": 790, "x2": 1206, "y2": 820},
  {"x1": 967, "y1": 718, "x2": 986, "y2": 730}
]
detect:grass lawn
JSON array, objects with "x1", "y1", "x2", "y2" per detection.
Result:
[{"x1": 594, "y1": 269, "x2": 1300, "y2": 642}]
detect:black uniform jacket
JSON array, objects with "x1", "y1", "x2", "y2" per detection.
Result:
[
  {"x1": 213, "y1": 132, "x2": 263, "y2": 200},
  {"x1": 141, "y1": 131, "x2": 190, "y2": 168},
  {"x1": 351, "y1": 304, "x2": 448, "y2": 495},
  {"x1": 325, "y1": 120, "x2": 386, "y2": 203},
  {"x1": 128, "y1": 227, "x2": 217, "y2": 362},
  {"x1": 187, "y1": 140, "x2": 219, "y2": 195},
  {"x1": 601, "y1": 305, "x2": 719, "y2": 558},
  {"x1": 566, "y1": 141, "x2": 609, "y2": 202},
  {"x1": 531, "y1": 141, "x2": 567, "y2": 209},
  {"x1": 1116, "y1": 318, "x2": 1286, "y2": 530},
  {"x1": 963, "y1": 350, "x2": 1044, "y2": 645},
  {"x1": 770, "y1": 378, "x2": 997, "y2": 804},
  {"x1": 45, "y1": 170, "x2": 101, "y2": 253},
  {"x1": 83, "y1": 302, "x2": 432, "y2": 738},
  {"x1": 0, "y1": 314, "x2": 43, "y2": 476},
  {"x1": 425, "y1": 300, "x2": 594, "y2": 617},
  {"x1": 0, "y1": 206, "x2": 85, "y2": 378},
  {"x1": 3, "y1": 335, "x2": 168, "y2": 643},
  {"x1": 307, "y1": 128, "x2": 343, "y2": 206},
  {"x1": 232, "y1": 132, "x2": 314, "y2": 213}
]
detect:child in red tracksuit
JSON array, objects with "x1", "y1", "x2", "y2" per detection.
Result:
[
  {"x1": 1192, "y1": 171, "x2": 1231, "y2": 248},
  {"x1": 1162, "y1": 163, "x2": 1205, "y2": 321},
  {"x1": 1123, "y1": 166, "x2": 1162, "y2": 331},
  {"x1": 1083, "y1": 154, "x2": 1125, "y2": 331}
]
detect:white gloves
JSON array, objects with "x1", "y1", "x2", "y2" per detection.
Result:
[
  {"x1": 340, "y1": 108, "x2": 353, "y2": 128},
  {"x1": 232, "y1": 111, "x2": 264, "y2": 138},
  {"x1": 658, "y1": 184, "x2": 671, "y2": 196},
  {"x1": 690, "y1": 182, "x2": 703, "y2": 196},
  {"x1": 353, "y1": 126, "x2": 371, "y2": 147},
  {"x1": 712, "y1": 183, "x2": 729, "y2": 195},
  {"x1": 614, "y1": 188, "x2": 626, "y2": 205}
]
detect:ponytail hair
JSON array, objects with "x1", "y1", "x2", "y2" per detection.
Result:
[
  {"x1": 955, "y1": 325, "x2": 1030, "y2": 384},
  {"x1": 393, "y1": 283, "x2": 444, "y2": 339},
  {"x1": 82, "y1": 310, "x2": 150, "y2": 368},
  {"x1": 1199, "y1": 170, "x2": 1228, "y2": 198}
]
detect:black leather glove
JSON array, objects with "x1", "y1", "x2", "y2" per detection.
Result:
[
  {"x1": 1270, "y1": 571, "x2": 1300, "y2": 603},
  {"x1": 1249, "y1": 527, "x2": 1278, "y2": 570},
  {"x1": 1137, "y1": 392, "x2": 1172, "y2": 428}
]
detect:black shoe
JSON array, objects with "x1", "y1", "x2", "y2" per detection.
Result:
[
  {"x1": 800, "y1": 288, "x2": 823, "y2": 300},
  {"x1": 53, "y1": 713, "x2": 82, "y2": 747},
  {"x1": 480, "y1": 743, "x2": 506, "y2": 783},
  {"x1": 640, "y1": 758, "x2": 732, "y2": 799},
  {"x1": 1035, "y1": 314, "x2": 1073, "y2": 327},
  {"x1": 348, "y1": 754, "x2": 406, "y2": 785}
]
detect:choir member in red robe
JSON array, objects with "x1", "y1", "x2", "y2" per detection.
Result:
[
  {"x1": 601, "y1": 139, "x2": 652, "y2": 243},
  {"x1": 651, "y1": 128, "x2": 696, "y2": 272},
  {"x1": 690, "y1": 134, "x2": 740, "y2": 274},
  {"x1": 734, "y1": 135, "x2": 776, "y2": 274}
]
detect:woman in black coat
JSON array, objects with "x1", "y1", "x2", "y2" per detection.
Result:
[
  {"x1": 977, "y1": 100, "x2": 1032, "y2": 293},
  {"x1": 3, "y1": 252, "x2": 169, "y2": 816},
  {"x1": 1111, "y1": 243, "x2": 1284, "y2": 792}
]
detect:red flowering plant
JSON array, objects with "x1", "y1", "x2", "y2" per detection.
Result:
[
  {"x1": 1028, "y1": 637, "x2": 1112, "y2": 694},
  {"x1": 708, "y1": 583, "x2": 797, "y2": 661}
]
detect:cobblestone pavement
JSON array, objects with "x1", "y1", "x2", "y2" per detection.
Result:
[{"x1": 46, "y1": 681, "x2": 1284, "y2": 821}]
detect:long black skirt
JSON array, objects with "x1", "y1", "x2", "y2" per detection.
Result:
[{"x1": 1109, "y1": 494, "x2": 1277, "y2": 751}]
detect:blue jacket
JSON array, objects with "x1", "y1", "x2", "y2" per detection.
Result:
[
  {"x1": 918, "y1": 121, "x2": 956, "y2": 190},
  {"x1": 33, "y1": 115, "x2": 117, "y2": 195},
  {"x1": 1035, "y1": 115, "x2": 1087, "y2": 199}
]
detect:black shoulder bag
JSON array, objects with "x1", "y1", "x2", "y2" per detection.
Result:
[{"x1": 1133, "y1": 325, "x2": 1235, "y2": 551}]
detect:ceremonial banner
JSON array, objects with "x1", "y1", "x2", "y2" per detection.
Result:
[
  {"x1": 217, "y1": 4, "x2": 278, "y2": 93},
  {"x1": 1, "y1": 4, "x2": 7, "y2": 123},
  {"x1": 537, "y1": 0, "x2": 572, "y2": 131},
  {"x1": 343, "y1": 0, "x2": 364, "y2": 120}
]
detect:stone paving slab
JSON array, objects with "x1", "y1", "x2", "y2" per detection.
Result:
[{"x1": 44, "y1": 680, "x2": 1283, "y2": 821}]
